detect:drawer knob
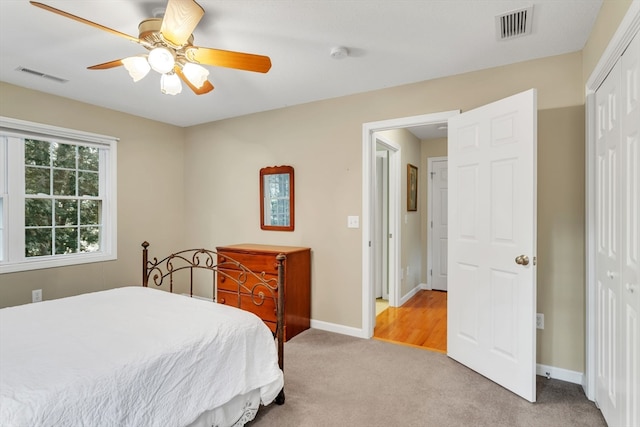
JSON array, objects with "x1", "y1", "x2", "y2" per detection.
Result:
[
  {"x1": 219, "y1": 297, "x2": 226, "y2": 304},
  {"x1": 220, "y1": 276, "x2": 226, "y2": 283}
]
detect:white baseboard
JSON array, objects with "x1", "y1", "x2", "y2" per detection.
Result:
[
  {"x1": 399, "y1": 285, "x2": 421, "y2": 306},
  {"x1": 536, "y1": 363, "x2": 583, "y2": 385},
  {"x1": 310, "y1": 319, "x2": 368, "y2": 339},
  {"x1": 420, "y1": 282, "x2": 430, "y2": 290}
]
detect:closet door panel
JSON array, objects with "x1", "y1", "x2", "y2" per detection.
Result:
[
  {"x1": 621, "y1": 31, "x2": 639, "y2": 427},
  {"x1": 595, "y1": 59, "x2": 622, "y2": 427}
]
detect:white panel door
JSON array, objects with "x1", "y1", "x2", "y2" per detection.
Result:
[
  {"x1": 620, "y1": 31, "x2": 639, "y2": 427},
  {"x1": 595, "y1": 56, "x2": 622, "y2": 427},
  {"x1": 447, "y1": 89, "x2": 537, "y2": 402},
  {"x1": 431, "y1": 160, "x2": 448, "y2": 291}
]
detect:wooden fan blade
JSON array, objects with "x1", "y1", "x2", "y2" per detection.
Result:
[
  {"x1": 160, "y1": 0, "x2": 205, "y2": 47},
  {"x1": 87, "y1": 59, "x2": 124, "y2": 70},
  {"x1": 174, "y1": 66, "x2": 214, "y2": 95},
  {"x1": 185, "y1": 47, "x2": 272, "y2": 73},
  {"x1": 30, "y1": 2, "x2": 139, "y2": 43}
]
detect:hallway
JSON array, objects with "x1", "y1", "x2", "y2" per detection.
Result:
[{"x1": 373, "y1": 290, "x2": 447, "y2": 353}]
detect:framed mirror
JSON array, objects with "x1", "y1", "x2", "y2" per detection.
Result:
[{"x1": 260, "y1": 165, "x2": 294, "y2": 231}]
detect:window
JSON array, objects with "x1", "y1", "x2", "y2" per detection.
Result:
[{"x1": 0, "y1": 117, "x2": 117, "y2": 273}]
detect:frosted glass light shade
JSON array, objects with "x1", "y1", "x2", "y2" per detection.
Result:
[
  {"x1": 181, "y1": 62, "x2": 209, "y2": 88},
  {"x1": 148, "y1": 47, "x2": 175, "y2": 74},
  {"x1": 160, "y1": 72, "x2": 182, "y2": 95},
  {"x1": 122, "y1": 56, "x2": 150, "y2": 82}
]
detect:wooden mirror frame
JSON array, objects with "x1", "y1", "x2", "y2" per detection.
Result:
[{"x1": 260, "y1": 165, "x2": 295, "y2": 231}]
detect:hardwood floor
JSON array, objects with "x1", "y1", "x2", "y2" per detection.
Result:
[{"x1": 373, "y1": 290, "x2": 447, "y2": 353}]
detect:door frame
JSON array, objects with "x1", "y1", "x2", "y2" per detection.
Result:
[
  {"x1": 584, "y1": 1, "x2": 640, "y2": 400},
  {"x1": 375, "y1": 140, "x2": 392, "y2": 301},
  {"x1": 362, "y1": 110, "x2": 459, "y2": 337},
  {"x1": 427, "y1": 156, "x2": 447, "y2": 290}
]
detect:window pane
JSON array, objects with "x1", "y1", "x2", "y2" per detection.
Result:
[
  {"x1": 24, "y1": 139, "x2": 50, "y2": 166},
  {"x1": 52, "y1": 143, "x2": 76, "y2": 169},
  {"x1": 25, "y1": 166, "x2": 50, "y2": 195},
  {"x1": 80, "y1": 227, "x2": 100, "y2": 252},
  {"x1": 55, "y1": 227, "x2": 78, "y2": 254},
  {"x1": 80, "y1": 200, "x2": 100, "y2": 225},
  {"x1": 53, "y1": 169, "x2": 76, "y2": 196},
  {"x1": 25, "y1": 228, "x2": 52, "y2": 257},
  {"x1": 78, "y1": 146, "x2": 99, "y2": 171},
  {"x1": 55, "y1": 199, "x2": 78, "y2": 226},
  {"x1": 25, "y1": 199, "x2": 52, "y2": 226},
  {"x1": 78, "y1": 171, "x2": 99, "y2": 196}
]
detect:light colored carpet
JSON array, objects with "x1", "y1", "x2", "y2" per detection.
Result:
[{"x1": 249, "y1": 329, "x2": 605, "y2": 427}]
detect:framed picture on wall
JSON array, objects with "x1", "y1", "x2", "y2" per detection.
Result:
[{"x1": 407, "y1": 164, "x2": 418, "y2": 211}]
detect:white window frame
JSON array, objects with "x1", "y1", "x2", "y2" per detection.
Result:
[{"x1": 0, "y1": 117, "x2": 117, "y2": 273}]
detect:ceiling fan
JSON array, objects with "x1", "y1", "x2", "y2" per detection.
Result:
[{"x1": 30, "y1": 0, "x2": 272, "y2": 95}]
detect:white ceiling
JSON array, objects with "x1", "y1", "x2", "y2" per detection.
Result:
[{"x1": 0, "y1": 0, "x2": 602, "y2": 131}]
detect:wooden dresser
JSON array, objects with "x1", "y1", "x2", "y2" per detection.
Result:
[{"x1": 216, "y1": 244, "x2": 311, "y2": 341}]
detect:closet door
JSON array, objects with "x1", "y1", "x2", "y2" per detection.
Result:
[
  {"x1": 620, "y1": 31, "x2": 639, "y2": 427},
  {"x1": 595, "y1": 30, "x2": 640, "y2": 427},
  {"x1": 595, "y1": 58, "x2": 622, "y2": 427}
]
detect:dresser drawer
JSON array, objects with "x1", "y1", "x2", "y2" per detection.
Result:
[
  {"x1": 217, "y1": 290, "x2": 277, "y2": 323},
  {"x1": 217, "y1": 251, "x2": 280, "y2": 274},
  {"x1": 217, "y1": 268, "x2": 278, "y2": 296}
]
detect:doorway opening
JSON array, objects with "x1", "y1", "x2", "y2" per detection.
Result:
[{"x1": 361, "y1": 110, "x2": 459, "y2": 338}]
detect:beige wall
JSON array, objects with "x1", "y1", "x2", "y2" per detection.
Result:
[
  {"x1": 582, "y1": 0, "x2": 633, "y2": 85},
  {"x1": 0, "y1": 83, "x2": 185, "y2": 307},
  {"x1": 181, "y1": 52, "x2": 585, "y2": 370}
]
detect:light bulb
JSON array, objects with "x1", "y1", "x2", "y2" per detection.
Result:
[
  {"x1": 148, "y1": 47, "x2": 175, "y2": 74},
  {"x1": 181, "y1": 62, "x2": 209, "y2": 89},
  {"x1": 122, "y1": 56, "x2": 150, "y2": 82},
  {"x1": 160, "y1": 72, "x2": 182, "y2": 95}
]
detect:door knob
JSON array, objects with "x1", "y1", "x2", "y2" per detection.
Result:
[
  {"x1": 627, "y1": 283, "x2": 636, "y2": 293},
  {"x1": 515, "y1": 255, "x2": 530, "y2": 266}
]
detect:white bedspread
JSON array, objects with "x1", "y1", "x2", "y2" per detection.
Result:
[{"x1": 0, "y1": 286, "x2": 284, "y2": 427}]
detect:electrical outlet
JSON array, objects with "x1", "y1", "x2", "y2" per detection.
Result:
[
  {"x1": 536, "y1": 313, "x2": 544, "y2": 330},
  {"x1": 32, "y1": 289, "x2": 42, "y2": 303}
]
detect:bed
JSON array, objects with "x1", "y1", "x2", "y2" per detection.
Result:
[{"x1": 0, "y1": 242, "x2": 285, "y2": 427}]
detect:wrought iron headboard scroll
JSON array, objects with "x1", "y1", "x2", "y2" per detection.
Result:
[{"x1": 141, "y1": 241, "x2": 286, "y2": 372}]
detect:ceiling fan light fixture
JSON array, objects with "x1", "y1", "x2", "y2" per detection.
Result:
[
  {"x1": 160, "y1": 72, "x2": 182, "y2": 95},
  {"x1": 122, "y1": 56, "x2": 151, "y2": 82},
  {"x1": 148, "y1": 46, "x2": 175, "y2": 74},
  {"x1": 182, "y1": 62, "x2": 209, "y2": 89}
]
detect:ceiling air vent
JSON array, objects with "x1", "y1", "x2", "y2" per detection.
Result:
[
  {"x1": 496, "y1": 6, "x2": 533, "y2": 40},
  {"x1": 16, "y1": 66, "x2": 68, "y2": 83}
]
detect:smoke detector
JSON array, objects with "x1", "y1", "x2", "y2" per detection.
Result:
[
  {"x1": 330, "y1": 46, "x2": 349, "y2": 59},
  {"x1": 496, "y1": 6, "x2": 533, "y2": 40}
]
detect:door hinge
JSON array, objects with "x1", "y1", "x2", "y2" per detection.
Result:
[
  {"x1": 430, "y1": 172, "x2": 435, "y2": 179},
  {"x1": 430, "y1": 221, "x2": 433, "y2": 228},
  {"x1": 430, "y1": 269, "x2": 432, "y2": 276}
]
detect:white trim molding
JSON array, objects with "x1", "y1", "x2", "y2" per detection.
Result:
[
  {"x1": 536, "y1": 364, "x2": 584, "y2": 385},
  {"x1": 310, "y1": 319, "x2": 368, "y2": 339}
]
